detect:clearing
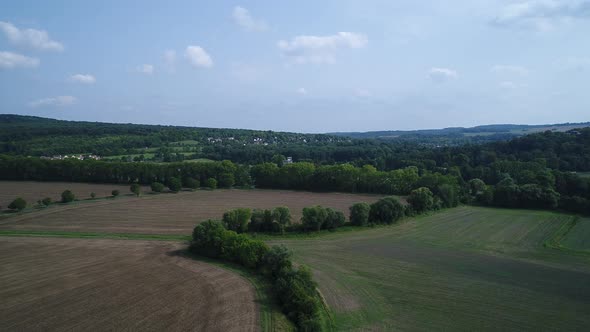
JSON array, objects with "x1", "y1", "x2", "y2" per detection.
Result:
[
  {"x1": 0, "y1": 237, "x2": 258, "y2": 332},
  {"x1": 272, "y1": 206, "x2": 590, "y2": 331}
]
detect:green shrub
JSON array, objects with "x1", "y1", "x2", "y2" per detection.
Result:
[
  {"x1": 130, "y1": 183, "x2": 141, "y2": 196},
  {"x1": 349, "y1": 202, "x2": 370, "y2": 226},
  {"x1": 150, "y1": 182, "x2": 165, "y2": 193},
  {"x1": 8, "y1": 197, "x2": 26, "y2": 211},
  {"x1": 61, "y1": 190, "x2": 75, "y2": 203},
  {"x1": 205, "y1": 178, "x2": 217, "y2": 189},
  {"x1": 167, "y1": 177, "x2": 182, "y2": 192},
  {"x1": 41, "y1": 197, "x2": 52, "y2": 206},
  {"x1": 369, "y1": 196, "x2": 404, "y2": 224},
  {"x1": 407, "y1": 187, "x2": 434, "y2": 213},
  {"x1": 222, "y1": 208, "x2": 252, "y2": 233},
  {"x1": 111, "y1": 189, "x2": 120, "y2": 197},
  {"x1": 184, "y1": 177, "x2": 200, "y2": 190}
]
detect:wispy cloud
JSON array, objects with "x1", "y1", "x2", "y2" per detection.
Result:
[
  {"x1": 0, "y1": 21, "x2": 63, "y2": 51},
  {"x1": 429, "y1": 67, "x2": 458, "y2": 82},
  {"x1": 136, "y1": 64, "x2": 154, "y2": 74},
  {"x1": 232, "y1": 6, "x2": 268, "y2": 31},
  {"x1": 185, "y1": 46, "x2": 213, "y2": 68},
  {"x1": 68, "y1": 74, "x2": 96, "y2": 84},
  {"x1": 492, "y1": 0, "x2": 590, "y2": 30},
  {"x1": 278, "y1": 32, "x2": 368, "y2": 64},
  {"x1": 28, "y1": 96, "x2": 76, "y2": 108},
  {"x1": 0, "y1": 51, "x2": 39, "y2": 69}
]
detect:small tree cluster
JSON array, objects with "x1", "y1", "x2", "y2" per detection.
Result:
[
  {"x1": 301, "y1": 205, "x2": 345, "y2": 231},
  {"x1": 151, "y1": 182, "x2": 165, "y2": 193},
  {"x1": 249, "y1": 207, "x2": 292, "y2": 233},
  {"x1": 222, "y1": 208, "x2": 252, "y2": 233},
  {"x1": 130, "y1": 183, "x2": 141, "y2": 196},
  {"x1": 369, "y1": 197, "x2": 405, "y2": 224}
]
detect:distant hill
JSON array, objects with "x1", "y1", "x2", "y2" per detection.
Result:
[{"x1": 328, "y1": 122, "x2": 590, "y2": 145}]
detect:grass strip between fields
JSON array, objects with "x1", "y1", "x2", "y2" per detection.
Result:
[
  {"x1": 544, "y1": 216, "x2": 590, "y2": 255},
  {"x1": 0, "y1": 230, "x2": 191, "y2": 241}
]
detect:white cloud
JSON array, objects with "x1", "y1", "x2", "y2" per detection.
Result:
[
  {"x1": 492, "y1": 0, "x2": 590, "y2": 30},
  {"x1": 163, "y1": 50, "x2": 176, "y2": 70},
  {"x1": 278, "y1": 32, "x2": 368, "y2": 64},
  {"x1": 0, "y1": 51, "x2": 39, "y2": 69},
  {"x1": 69, "y1": 74, "x2": 96, "y2": 84},
  {"x1": 491, "y1": 65, "x2": 529, "y2": 75},
  {"x1": 232, "y1": 6, "x2": 268, "y2": 31},
  {"x1": 185, "y1": 46, "x2": 213, "y2": 68},
  {"x1": 429, "y1": 67, "x2": 458, "y2": 82},
  {"x1": 0, "y1": 21, "x2": 63, "y2": 51},
  {"x1": 297, "y1": 87, "x2": 308, "y2": 95},
  {"x1": 137, "y1": 64, "x2": 154, "y2": 74},
  {"x1": 28, "y1": 96, "x2": 76, "y2": 108}
]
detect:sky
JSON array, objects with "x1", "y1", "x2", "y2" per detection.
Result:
[{"x1": 0, "y1": 0, "x2": 589, "y2": 133}]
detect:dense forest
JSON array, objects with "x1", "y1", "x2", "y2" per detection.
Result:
[{"x1": 1, "y1": 114, "x2": 590, "y2": 214}]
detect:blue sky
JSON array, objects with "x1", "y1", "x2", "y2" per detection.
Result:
[{"x1": 1, "y1": 0, "x2": 589, "y2": 132}]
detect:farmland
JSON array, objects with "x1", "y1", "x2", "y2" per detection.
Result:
[
  {"x1": 0, "y1": 184, "x2": 384, "y2": 234},
  {"x1": 0, "y1": 237, "x2": 258, "y2": 331},
  {"x1": 273, "y1": 207, "x2": 590, "y2": 331},
  {"x1": 0, "y1": 181, "x2": 149, "y2": 208}
]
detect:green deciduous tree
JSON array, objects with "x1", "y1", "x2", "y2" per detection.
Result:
[
  {"x1": 8, "y1": 197, "x2": 26, "y2": 211},
  {"x1": 222, "y1": 208, "x2": 252, "y2": 233},
  {"x1": 349, "y1": 202, "x2": 370, "y2": 226},
  {"x1": 407, "y1": 187, "x2": 434, "y2": 213},
  {"x1": 130, "y1": 183, "x2": 141, "y2": 196},
  {"x1": 369, "y1": 197, "x2": 404, "y2": 224},
  {"x1": 61, "y1": 190, "x2": 75, "y2": 203},
  {"x1": 151, "y1": 182, "x2": 165, "y2": 192}
]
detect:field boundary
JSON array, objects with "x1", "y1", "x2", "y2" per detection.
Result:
[
  {"x1": 543, "y1": 216, "x2": 590, "y2": 255},
  {"x1": 0, "y1": 229, "x2": 190, "y2": 241}
]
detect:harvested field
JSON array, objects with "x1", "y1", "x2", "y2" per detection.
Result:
[
  {"x1": 0, "y1": 237, "x2": 258, "y2": 332},
  {"x1": 272, "y1": 206, "x2": 590, "y2": 331},
  {"x1": 0, "y1": 187, "x2": 385, "y2": 234},
  {"x1": 0, "y1": 181, "x2": 149, "y2": 208}
]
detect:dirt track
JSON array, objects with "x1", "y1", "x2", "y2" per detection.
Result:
[
  {"x1": 0, "y1": 188, "x2": 384, "y2": 234},
  {"x1": 0, "y1": 237, "x2": 258, "y2": 332}
]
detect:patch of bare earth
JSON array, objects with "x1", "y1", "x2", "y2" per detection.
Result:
[
  {"x1": 0, "y1": 188, "x2": 384, "y2": 234},
  {"x1": 0, "y1": 237, "x2": 258, "y2": 332}
]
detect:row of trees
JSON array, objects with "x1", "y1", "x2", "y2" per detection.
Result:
[{"x1": 190, "y1": 221, "x2": 326, "y2": 331}]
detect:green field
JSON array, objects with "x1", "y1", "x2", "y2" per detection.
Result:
[{"x1": 273, "y1": 207, "x2": 590, "y2": 331}]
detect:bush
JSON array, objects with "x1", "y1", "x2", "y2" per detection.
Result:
[
  {"x1": 111, "y1": 189, "x2": 120, "y2": 197},
  {"x1": 222, "y1": 208, "x2": 252, "y2": 233},
  {"x1": 150, "y1": 182, "x2": 165, "y2": 193},
  {"x1": 369, "y1": 196, "x2": 404, "y2": 224},
  {"x1": 301, "y1": 205, "x2": 328, "y2": 232},
  {"x1": 184, "y1": 177, "x2": 200, "y2": 190},
  {"x1": 8, "y1": 197, "x2": 26, "y2": 211},
  {"x1": 350, "y1": 202, "x2": 370, "y2": 226},
  {"x1": 130, "y1": 183, "x2": 141, "y2": 196},
  {"x1": 90, "y1": 192, "x2": 96, "y2": 199},
  {"x1": 61, "y1": 190, "x2": 75, "y2": 203},
  {"x1": 218, "y1": 172, "x2": 235, "y2": 188},
  {"x1": 41, "y1": 197, "x2": 52, "y2": 206},
  {"x1": 324, "y1": 208, "x2": 345, "y2": 230},
  {"x1": 167, "y1": 177, "x2": 182, "y2": 192},
  {"x1": 205, "y1": 178, "x2": 217, "y2": 189},
  {"x1": 407, "y1": 187, "x2": 434, "y2": 213}
]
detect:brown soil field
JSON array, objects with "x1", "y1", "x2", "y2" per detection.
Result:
[
  {"x1": 0, "y1": 188, "x2": 385, "y2": 234},
  {"x1": 0, "y1": 237, "x2": 258, "y2": 332},
  {"x1": 0, "y1": 181, "x2": 149, "y2": 208}
]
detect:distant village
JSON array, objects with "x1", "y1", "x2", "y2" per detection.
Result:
[{"x1": 41, "y1": 154, "x2": 101, "y2": 161}]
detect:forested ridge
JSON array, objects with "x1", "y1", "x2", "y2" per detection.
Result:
[{"x1": 1, "y1": 114, "x2": 590, "y2": 214}]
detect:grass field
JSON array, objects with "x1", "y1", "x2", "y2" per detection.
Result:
[
  {"x1": 0, "y1": 181, "x2": 149, "y2": 208},
  {"x1": 0, "y1": 237, "x2": 259, "y2": 331},
  {"x1": 272, "y1": 207, "x2": 590, "y2": 331},
  {"x1": 561, "y1": 217, "x2": 590, "y2": 252},
  {"x1": 0, "y1": 187, "x2": 384, "y2": 234}
]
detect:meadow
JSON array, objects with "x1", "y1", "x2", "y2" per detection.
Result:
[{"x1": 273, "y1": 207, "x2": 590, "y2": 331}]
